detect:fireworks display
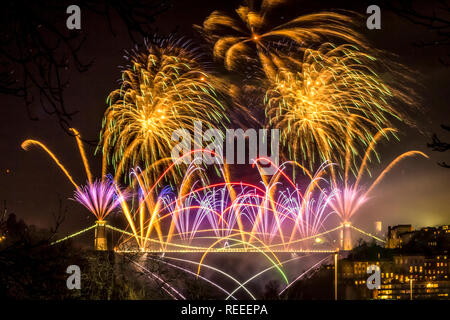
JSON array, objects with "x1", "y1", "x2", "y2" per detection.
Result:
[
  {"x1": 24, "y1": 1, "x2": 419, "y2": 263},
  {"x1": 113, "y1": 153, "x2": 336, "y2": 253},
  {"x1": 73, "y1": 179, "x2": 124, "y2": 221},
  {"x1": 21, "y1": 129, "x2": 124, "y2": 221},
  {"x1": 99, "y1": 38, "x2": 229, "y2": 184},
  {"x1": 107, "y1": 145, "x2": 426, "y2": 255},
  {"x1": 330, "y1": 128, "x2": 429, "y2": 223},
  {"x1": 196, "y1": 0, "x2": 365, "y2": 79},
  {"x1": 15, "y1": 0, "x2": 438, "y2": 301},
  {"x1": 265, "y1": 43, "x2": 412, "y2": 169}
]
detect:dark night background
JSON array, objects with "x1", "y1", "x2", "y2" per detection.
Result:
[{"x1": 1, "y1": 0, "x2": 449, "y2": 240}]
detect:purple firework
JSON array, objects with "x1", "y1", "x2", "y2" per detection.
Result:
[{"x1": 73, "y1": 179, "x2": 124, "y2": 221}]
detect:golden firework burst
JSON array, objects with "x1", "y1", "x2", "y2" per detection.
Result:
[
  {"x1": 265, "y1": 43, "x2": 412, "y2": 169},
  {"x1": 196, "y1": 0, "x2": 365, "y2": 79},
  {"x1": 99, "y1": 38, "x2": 229, "y2": 184}
]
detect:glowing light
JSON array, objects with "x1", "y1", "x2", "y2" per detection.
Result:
[
  {"x1": 330, "y1": 128, "x2": 428, "y2": 223},
  {"x1": 265, "y1": 44, "x2": 412, "y2": 169},
  {"x1": 112, "y1": 152, "x2": 337, "y2": 260},
  {"x1": 73, "y1": 179, "x2": 124, "y2": 221},
  {"x1": 22, "y1": 129, "x2": 124, "y2": 221},
  {"x1": 197, "y1": 0, "x2": 365, "y2": 78},
  {"x1": 21, "y1": 139, "x2": 80, "y2": 190},
  {"x1": 99, "y1": 38, "x2": 229, "y2": 184}
]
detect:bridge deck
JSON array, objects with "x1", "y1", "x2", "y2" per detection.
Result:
[{"x1": 115, "y1": 248, "x2": 336, "y2": 253}]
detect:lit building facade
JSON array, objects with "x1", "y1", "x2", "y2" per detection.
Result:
[
  {"x1": 339, "y1": 254, "x2": 449, "y2": 299},
  {"x1": 338, "y1": 223, "x2": 450, "y2": 299},
  {"x1": 386, "y1": 224, "x2": 414, "y2": 249}
]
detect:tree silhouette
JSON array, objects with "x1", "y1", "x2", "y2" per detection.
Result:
[
  {"x1": 383, "y1": 0, "x2": 450, "y2": 65},
  {"x1": 428, "y1": 124, "x2": 450, "y2": 168},
  {"x1": 0, "y1": 0, "x2": 170, "y2": 134},
  {"x1": 382, "y1": 1, "x2": 450, "y2": 167}
]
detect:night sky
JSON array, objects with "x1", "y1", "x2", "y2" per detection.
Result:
[{"x1": 1, "y1": 0, "x2": 449, "y2": 237}]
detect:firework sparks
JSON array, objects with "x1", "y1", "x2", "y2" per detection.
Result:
[
  {"x1": 21, "y1": 139, "x2": 80, "y2": 190},
  {"x1": 265, "y1": 43, "x2": 413, "y2": 169},
  {"x1": 99, "y1": 38, "x2": 229, "y2": 184},
  {"x1": 196, "y1": 0, "x2": 365, "y2": 78},
  {"x1": 113, "y1": 152, "x2": 337, "y2": 254},
  {"x1": 73, "y1": 179, "x2": 124, "y2": 221},
  {"x1": 330, "y1": 128, "x2": 429, "y2": 223},
  {"x1": 22, "y1": 129, "x2": 124, "y2": 221}
]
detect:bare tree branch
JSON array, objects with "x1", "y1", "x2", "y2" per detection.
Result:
[
  {"x1": 0, "y1": 0, "x2": 170, "y2": 136},
  {"x1": 427, "y1": 124, "x2": 450, "y2": 168},
  {"x1": 383, "y1": 0, "x2": 450, "y2": 65}
]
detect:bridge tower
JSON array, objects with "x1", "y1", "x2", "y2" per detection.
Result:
[
  {"x1": 340, "y1": 222, "x2": 352, "y2": 251},
  {"x1": 94, "y1": 220, "x2": 108, "y2": 251}
]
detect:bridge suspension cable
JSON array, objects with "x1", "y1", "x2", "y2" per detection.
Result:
[
  {"x1": 350, "y1": 225, "x2": 386, "y2": 243},
  {"x1": 50, "y1": 223, "x2": 384, "y2": 252},
  {"x1": 50, "y1": 224, "x2": 96, "y2": 245}
]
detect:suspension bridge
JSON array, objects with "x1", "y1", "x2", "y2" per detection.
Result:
[
  {"x1": 49, "y1": 221, "x2": 386, "y2": 300},
  {"x1": 51, "y1": 221, "x2": 385, "y2": 253}
]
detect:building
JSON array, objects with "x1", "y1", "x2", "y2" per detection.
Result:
[
  {"x1": 386, "y1": 224, "x2": 450, "y2": 249},
  {"x1": 386, "y1": 224, "x2": 414, "y2": 249},
  {"x1": 339, "y1": 254, "x2": 449, "y2": 299},
  {"x1": 337, "y1": 224, "x2": 450, "y2": 299},
  {"x1": 289, "y1": 223, "x2": 450, "y2": 299}
]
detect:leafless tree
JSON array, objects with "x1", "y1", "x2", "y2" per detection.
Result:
[
  {"x1": 383, "y1": 0, "x2": 450, "y2": 65},
  {"x1": 428, "y1": 124, "x2": 450, "y2": 168},
  {"x1": 0, "y1": 0, "x2": 170, "y2": 135},
  {"x1": 382, "y1": 1, "x2": 450, "y2": 166}
]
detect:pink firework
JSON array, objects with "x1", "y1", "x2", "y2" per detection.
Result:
[
  {"x1": 331, "y1": 186, "x2": 367, "y2": 222},
  {"x1": 73, "y1": 179, "x2": 124, "y2": 221}
]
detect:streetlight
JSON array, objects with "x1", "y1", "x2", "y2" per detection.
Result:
[
  {"x1": 409, "y1": 278, "x2": 414, "y2": 300},
  {"x1": 334, "y1": 249, "x2": 339, "y2": 300}
]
